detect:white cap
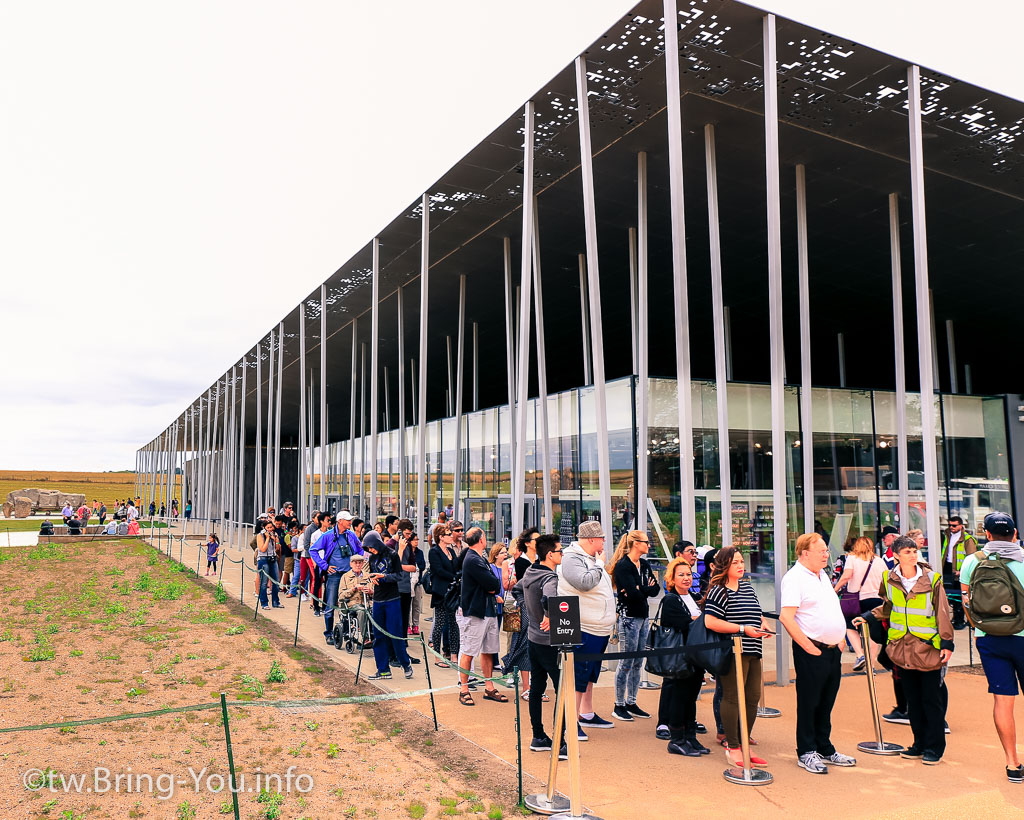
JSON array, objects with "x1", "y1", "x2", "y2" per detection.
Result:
[{"x1": 338, "y1": 510, "x2": 353, "y2": 521}]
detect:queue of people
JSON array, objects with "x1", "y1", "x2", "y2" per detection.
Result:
[{"x1": 159, "y1": 500, "x2": 1024, "y2": 786}]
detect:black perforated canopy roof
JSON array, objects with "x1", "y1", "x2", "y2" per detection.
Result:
[{"x1": 170, "y1": 0, "x2": 1024, "y2": 444}]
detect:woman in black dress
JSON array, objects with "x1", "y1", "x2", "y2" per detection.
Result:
[
  {"x1": 428, "y1": 524, "x2": 460, "y2": 667},
  {"x1": 656, "y1": 557, "x2": 710, "y2": 756}
]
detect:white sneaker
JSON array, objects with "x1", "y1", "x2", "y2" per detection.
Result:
[
  {"x1": 823, "y1": 751, "x2": 856, "y2": 767},
  {"x1": 798, "y1": 752, "x2": 828, "y2": 774}
]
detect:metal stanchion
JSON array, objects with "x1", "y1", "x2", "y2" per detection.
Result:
[
  {"x1": 723, "y1": 636, "x2": 772, "y2": 786},
  {"x1": 525, "y1": 654, "x2": 570, "y2": 816},
  {"x1": 756, "y1": 658, "x2": 781, "y2": 719},
  {"x1": 856, "y1": 621, "x2": 903, "y2": 755},
  {"x1": 638, "y1": 663, "x2": 660, "y2": 690},
  {"x1": 550, "y1": 649, "x2": 601, "y2": 820}
]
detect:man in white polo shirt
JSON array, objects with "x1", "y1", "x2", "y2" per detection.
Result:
[{"x1": 779, "y1": 532, "x2": 857, "y2": 775}]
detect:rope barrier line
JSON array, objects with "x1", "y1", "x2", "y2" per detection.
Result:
[
  {"x1": 576, "y1": 638, "x2": 733, "y2": 663},
  {"x1": 0, "y1": 685, "x2": 466, "y2": 735}
]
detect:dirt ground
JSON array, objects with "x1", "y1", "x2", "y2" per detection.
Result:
[{"x1": 0, "y1": 539, "x2": 522, "y2": 820}]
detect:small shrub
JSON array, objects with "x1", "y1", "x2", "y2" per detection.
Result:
[
  {"x1": 133, "y1": 573, "x2": 152, "y2": 591},
  {"x1": 240, "y1": 675, "x2": 264, "y2": 699},
  {"x1": 225, "y1": 625, "x2": 246, "y2": 636},
  {"x1": 256, "y1": 788, "x2": 285, "y2": 820},
  {"x1": 176, "y1": 801, "x2": 197, "y2": 820},
  {"x1": 407, "y1": 801, "x2": 426, "y2": 819},
  {"x1": 255, "y1": 636, "x2": 270, "y2": 652},
  {"x1": 105, "y1": 602, "x2": 127, "y2": 615},
  {"x1": 26, "y1": 645, "x2": 55, "y2": 662},
  {"x1": 326, "y1": 742, "x2": 340, "y2": 759},
  {"x1": 213, "y1": 584, "x2": 228, "y2": 603},
  {"x1": 267, "y1": 660, "x2": 287, "y2": 684}
]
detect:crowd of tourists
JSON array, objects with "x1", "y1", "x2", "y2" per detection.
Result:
[{"x1": 179, "y1": 500, "x2": 1023, "y2": 785}]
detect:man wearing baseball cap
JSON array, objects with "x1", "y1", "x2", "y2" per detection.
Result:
[
  {"x1": 310, "y1": 510, "x2": 364, "y2": 646},
  {"x1": 557, "y1": 520, "x2": 617, "y2": 739},
  {"x1": 960, "y1": 512, "x2": 1024, "y2": 783}
]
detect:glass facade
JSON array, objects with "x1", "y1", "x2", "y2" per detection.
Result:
[{"x1": 318, "y1": 377, "x2": 1011, "y2": 578}]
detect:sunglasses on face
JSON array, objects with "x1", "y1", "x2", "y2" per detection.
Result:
[{"x1": 452, "y1": 528, "x2": 464, "y2": 533}]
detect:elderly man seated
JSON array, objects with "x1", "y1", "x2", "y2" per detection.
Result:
[{"x1": 338, "y1": 553, "x2": 373, "y2": 644}]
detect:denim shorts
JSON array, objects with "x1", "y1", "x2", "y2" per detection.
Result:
[
  {"x1": 573, "y1": 631, "x2": 610, "y2": 693},
  {"x1": 976, "y1": 634, "x2": 1024, "y2": 696}
]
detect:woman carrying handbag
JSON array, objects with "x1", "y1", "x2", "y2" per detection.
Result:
[
  {"x1": 652, "y1": 557, "x2": 710, "y2": 757},
  {"x1": 834, "y1": 536, "x2": 887, "y2": 672}
]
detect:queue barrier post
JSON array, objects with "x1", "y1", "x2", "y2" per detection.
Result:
[
  {"x1": 524, "y1": 653, "x2": 570, "y2": 816},
  {"x1": 513, "y1": 664, "x2": 523, "y2": 807},
  {"x1": 420, "y1": 635, "x2": 439, "y2": 731},
  {"x1": 240, "y1": 561, "x2": 245, "y2": 604},
  {"x1": 856, "y1": 620, "x2": 904, "y2": 755},
  {"x1": 723, "y1": 636, "x2": 772, "y2": 786},
  {"x1": 549, "y1": 649, "x2": 601, "y2": 820},
  {"x1": 219, "y1": 692, "x2": 241, "y2": 820},
  {"x1": 756, "y1": 660, "x2": 781, "y2": 719}
]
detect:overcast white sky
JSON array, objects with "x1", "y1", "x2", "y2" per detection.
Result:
[{"x1": 2, "y1": 0, "x2": 1021, "y2": 472}]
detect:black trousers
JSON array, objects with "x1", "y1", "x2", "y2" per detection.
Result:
[
  {"x1": 662, "y1": 674, "x2": 702, "y2": 740},
  {"x1": 528, "y1": 641, "x2": 565, "y2": 744},
  {"x1": 899, "y1": 666, "x2": 945, "y2": 756},
  {"x1": 792, "y1": 643, "x2": 842, "y2": 756},
  {"x1": 942, "y1": 561, "x2": 965, "y2": 625}
]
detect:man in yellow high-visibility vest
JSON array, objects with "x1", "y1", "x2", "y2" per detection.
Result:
[
  {"x1": 942, "y1": 515, "x2": 979, "y2": 630},
  {"x1": 855, "y1": 535, "x2": 955, "y2": 766}
]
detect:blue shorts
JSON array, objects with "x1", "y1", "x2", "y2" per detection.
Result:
[
  {"x1": 573, "y1": 632, "x2": 609, "y2": 693},
  {"x1": 976, "y1": 634, "x2": 1024, "y2": 696}
]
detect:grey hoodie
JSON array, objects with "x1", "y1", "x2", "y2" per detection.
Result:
[
  {"x1": 557, "y1": 542, "x2": 616, "y2": 636},
  {"x1": 520, "y1": 563, "x2": 560, "y2": 645}
]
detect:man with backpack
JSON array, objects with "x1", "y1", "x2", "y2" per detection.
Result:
[{"x1": 960, "y1": 511, "x2": 1024, "y2": 784}]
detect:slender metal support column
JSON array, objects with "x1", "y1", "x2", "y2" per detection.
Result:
[
  {"x1": 299, "y1": 306, "x2": 307, "y2": 519},
  {"x1": 360, "y1": 341, "x2": 367, "y2": 518},
  {"x1": 472, "y1": 322, "x2": 479, "y2": 412},
  {"x1": 228, "y1": 367, "x2": 237, "y2": 542},
  {"x1": 265, "y1": 330, "x2": 274, "y2": 509},
  {"x1": 908, "y1": 64, "x2": 941, "y2": 565},
  {"x1": 965, "y1": 364, "x2": 972, "y2": 395},
  {"x1": 578, "y1": 254, "x2": 592, "y2": 386},
  {"x1": 320, "y1": 284, "x2": 328, "y2": 512},
  {"x1": 704, "y1": 126, "x2": 732, "y2": 546},
  {"x1": 888, "y1": 196, "x2": 908, "y2": 511},
  {"x1": 946, "y1": 319, "x2": 958, "y2": 394},
  {"x1": 255, "y1": 343, "x2": 263, "y2": 516},
  {"x1": 763, "y1": 13, "x2": 790, "y2": 687},
  {"x1": 370, "y1": 238, "x2": 380, "y2": 523},
  {"x1": 446, "y1": 336, "x2": 454, "y2": 418},
  {"x1": 503, "y1": 237, "x2": 517, "y2": 490},
  {"x1": 838, "y1": 333, "x2": 847, "y2": 388},
  {"x1": 795, "y1": 164, "x2": 814, "y2": 535},
  {"x1": 416, "y1": 193, "x2": 431, "y2": 535},
  {"x1": 238, "y1": 358, "x2": 247, "y2": 539},
  {"x1": 663, "y1": 2, "x2": 696, "y2": 541},
  {"x1": 274, "y1": 322, "x2": 283, "y2": 507},
  {"x1": 209, "y1": 381, "x2": 221, "y2": 522},
  {"x1": 929, "y1": 290, "x2": 940, "y2": 386},
  {"x1": 398, "y1": 287, "x2": 407, "y2": 519},
  {"x1": 513, "y1": 101, "x2": 536, "y2": 539},
  {"x1": 575, "y1": 57, "x2": 613, "y2": 533},
  {"x1": 628, "y1": 226, "x2": 638, "y2": 376},
  {"x1": 532, "y1": 200, "x2": 553, "y2": 532},
  {"x1": 454, "y1": 274, "x2": 467, "y2": 521},
  {"x1": 724, "y1": 306, "x2": 733, "y2": 380},
  {"x1": 348, "y1": 321, "x2": 358, "y2": 510},
  {"x1": 637, "y1": 152, "x2": 650, "y2": 534}
]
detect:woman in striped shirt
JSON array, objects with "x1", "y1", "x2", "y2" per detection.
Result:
[{"x1": 703, "y1": 546, "x2": 774, "y2": 768}]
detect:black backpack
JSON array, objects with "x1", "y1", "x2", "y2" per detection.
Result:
[
  {"x1": 966, "y1": 553, "x2": 1024, "y2": 636},
  {"x1": 420, "y1": 569, "x2": 433, "y2": 596},
  {"x1": 442, "y1": 571, "x2": 462, "y2": 612}
]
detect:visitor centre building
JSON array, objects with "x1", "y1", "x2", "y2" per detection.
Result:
[{"x1": 137, "y1": 0, "x2": 1024, "y2": 679}]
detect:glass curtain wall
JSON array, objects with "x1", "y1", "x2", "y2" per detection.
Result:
[{"x1": 321, "y1": 378, "x2": 1010, "y2": 581}]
